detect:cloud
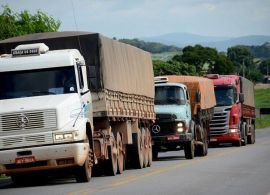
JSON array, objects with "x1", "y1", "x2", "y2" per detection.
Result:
[{"x1": 0, "y1": 0, "x2": 270, "y2": 37}]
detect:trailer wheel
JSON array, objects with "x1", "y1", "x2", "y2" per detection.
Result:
[
  {"x1": 130, "y1": 131, "x2": 145, "y2": 169},
  {"x1": 248, "y1": 124, "x2": 255, "y2": 144},
  {"x1": 195, "y1": 125, "x2": 208, "y2": 157},
  {"x1": 184, "y1": 140, "x2": 195, "y2": 159},
  {"x1": 116, "y1": 132, "x2": 124, "y2": 174},
  {"x1": 146, "y1": 128, "x2": 153, "y2": 167},
  {"x1": 75, "y1": 141, "x2": 93, "y2": 182},
  {"x1": 105, "y1": 134, "x2": 118, "y2": 176},
  {"x1": 143, "y1": 128, "x2": 149, "y2": 168},
  {"x1": 241, "y1": 122, "x2": 247, "y2": 146}
]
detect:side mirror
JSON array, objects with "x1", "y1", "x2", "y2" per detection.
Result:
[
  {"x1": 196, "y1": 91, "x2": 201, "y2": 103},
  {"x1": 239, "y1": 93, "x2": 244, "y2": 103}
]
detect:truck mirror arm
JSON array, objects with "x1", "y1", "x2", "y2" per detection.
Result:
[{"x1": 73, "y1": 104, "x2": 86, "y2": 127}]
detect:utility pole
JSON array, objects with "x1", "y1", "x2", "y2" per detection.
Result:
[{"x1": 242, "y1": 58, "x2": 245, "y2": 78}]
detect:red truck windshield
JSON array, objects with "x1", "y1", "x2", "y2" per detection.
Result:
[
  {"x1": 0, "y1": 66, "x2": 77, "y2": 100},
  {"x1": 214, "y1": 86, "x2": 236, "y2": 107}
]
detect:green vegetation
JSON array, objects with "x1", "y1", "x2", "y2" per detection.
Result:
[
  {"x1": 0, "y1": 5, "x2": 61, "y2": 40},
  {"x1": 256, "y1": 115, "x2": 270, "y2": 129},
  {"x1": 152, "y1": 51, "x2": 180, "y2": 61},
  {"x1": 119, "y1": 38, "x2": 181, "y2": 53},
  {"x1": 255, "y1": 88, "x2": 270, "y2": 129},
  {"x1": 255, "y1": 88, "x2": 270, "y2": 108},
  {"x1": 246, "y1": 42, "x2": 270, "y2": 59}
]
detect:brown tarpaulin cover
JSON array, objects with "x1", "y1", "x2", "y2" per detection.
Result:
[
  {"x1": 158, "y1": 75, "x2": 216, "y2": 111},
  {"x1": 240, "y1": 77, "x2": 255, "y2": 107},
  {"x1": 0, "y1": 32, "x2": 154, "y2": 98}
]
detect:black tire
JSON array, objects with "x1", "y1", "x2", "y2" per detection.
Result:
[
  {"x1": 152, "y1": 145, "x2": 159, "y2": 160},
  {"x1": 145, "y1": 128, "x2": 152, "y2": 167},
  {"x1": 130, "y1": 131, "x2": 144, "y2": 169},
  {"x1": 105, "y1": 136, "x2": 118, "y2": 176},
  {"x1": 248, "y1": 124, "x2": 255, "y2": 144},
  {"x1": 75, "y1": 147, "x2": 93, "y2": 183},
  {"x1": 195, "y1": 126, "x2": 208, "y2": 157},
  {"x1": 11, "y1": 174, "x2": 26, "y2": 186},
  {"x1": 184, "y1": 140, "x2": 195, "y2": 159},
  {"x1": 241, "y1": 122, "x2": 247, "y2": 146}
]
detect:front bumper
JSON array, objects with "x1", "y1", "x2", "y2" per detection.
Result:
[
  {"x1": 0, "y1": 142, "x2": 89, "y2": 174},
  {"x1": 210, "y1": 132, "x2": 241, "y2": 143},
  {"x1": 152, "y1": 133, "x2": 193, "y2": 146}
]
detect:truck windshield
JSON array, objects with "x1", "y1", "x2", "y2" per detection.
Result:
[
  {"x1": 0, "y1": 66, "x2": 77, "y2": 100},
  {"x1": 155, "y1": 86, "x2": 185, "y2": 105},
  {"x1": 214, "y1": 86, "x2": 236, "y2": 107}
]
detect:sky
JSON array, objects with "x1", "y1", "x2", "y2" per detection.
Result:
[{"x1": 1, "y1": 0, "x2": 270, "y2": 39}]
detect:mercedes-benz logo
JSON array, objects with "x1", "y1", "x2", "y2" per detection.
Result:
[
  {"x1": 16, "y1": 114, "x2": 29, "y2": 129},
  {"x1": 152, "y1": 125, "x2": 161, "y2": 134}
]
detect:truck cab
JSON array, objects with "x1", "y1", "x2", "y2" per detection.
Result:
[
  {"x1": 206, "y1": 74, "x2": 255, "y2": 146},
  {"x1": 0, "y1": 43, "x2": 94, "y2": 182},
  {"x1": 151, "y1": 77, "x2": 194, "y2": 159}
]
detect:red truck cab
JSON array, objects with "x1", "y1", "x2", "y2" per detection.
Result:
[{"x1": 206, "y1": 74, "x2": 255, "y2": 146}]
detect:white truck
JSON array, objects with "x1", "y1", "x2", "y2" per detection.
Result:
[{"x1": 0, "y1": 32, "x2": 155, "y2": 184}]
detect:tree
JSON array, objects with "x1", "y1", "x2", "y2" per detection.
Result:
[
  {"x1": 181, "y1": 45, "x2": 219, "y2": 74},
  {"x1": 227, "y1": 46, "x2": 254, "y2": 76},
  {"x1": 259, "y1": 58, "x2": 270, "y2": 75},
  {"x1": 179, "y1": 45, "x2": 235, "y2": 75},
  {"x1": 153, "y1": 59, "x2": 196, "y2": 76},
  {"x1": 0, "y1": 5, "x2": 61, "y2": 40},
  {"x1": 210, "y1": 53, "x2": 235, "y2": 74}
]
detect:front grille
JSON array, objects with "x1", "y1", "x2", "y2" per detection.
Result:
[
  {"x1": 151, "y1": 122, "x2": 177, "y2": 136},
  {"x1": 0, "y1": 109, "x2": 57, "y2": 132},
  {"x1": 156, "y1": 113, "x2": 176, "y2": 122},
  {"x1": 210, "y1": 110, "x2": 230, "y2": 135},
  {"x1": 0, "y1": 133, "x2": 53, "y2": 149}
]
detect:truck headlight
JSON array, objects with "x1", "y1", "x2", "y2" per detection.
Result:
[
  {"x1": 177, "y1": 122, "x2": 184, "y2": 132},
  {"x1": 177, "y1": 127, "x2": 184, "y2": 133},
  {"x1": 54, "y1": 131, "x2": 79, "y2": 142},
  {"x1": 177, "y1": 123, "x2": 183, "y2": 127},
  {"x1": 229, "y1": 129, "x2": 238, "y2": 133}
]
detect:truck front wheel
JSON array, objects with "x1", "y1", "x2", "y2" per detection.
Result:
[
  {"x1": 75, "y1": 147, "x2": 93, "y2": 183},
  {"x1": 184, "y1": 140, "x2": 195, "y2": 159}
]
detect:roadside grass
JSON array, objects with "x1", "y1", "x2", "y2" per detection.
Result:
[
  {"x1": 256, "y1": 115, "x2": 270, "y2": 129},
  {"x1": 255, "y1": 88, "x2": 270, "y2": 108},
  {"x1": 255, "y1": 88, "x2": 270, "y2": 129}
]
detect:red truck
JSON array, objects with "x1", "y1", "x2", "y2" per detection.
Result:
[{"x1": 205, "y1": 74, "x2": 255, "y2": 146}]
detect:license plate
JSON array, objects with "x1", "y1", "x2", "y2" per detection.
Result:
[
  {"x1": 167, "y1": 135, "x2": 179, "y2": 140},
  {"x1": 210, "y1": 138, "x2": 217, "y2": 142},
  {"x1": 15, "y1": 156, "x2": 36, "y2": 164}
]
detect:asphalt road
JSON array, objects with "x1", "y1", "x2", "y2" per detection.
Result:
[{"x1": 1, "y1": 127, "x2": 270, "y2": 195}]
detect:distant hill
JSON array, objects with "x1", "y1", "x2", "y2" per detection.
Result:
[
  {"x1": 141, "y1": 32, "x2": 270, "y2": 51},
  {"x1": 119, "y1": 38, "x2": 181, "y2": 53}
]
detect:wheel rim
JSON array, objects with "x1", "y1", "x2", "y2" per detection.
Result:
[
  {"x1": 138, "y1": 131, "x2": 144, "y2": 168},
  {"x1": 117, "y1": 133, "x2": 124, "y2": 174},
  {"x1": 147, "y1": 129, "x2": 152, "y2": 166}
]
